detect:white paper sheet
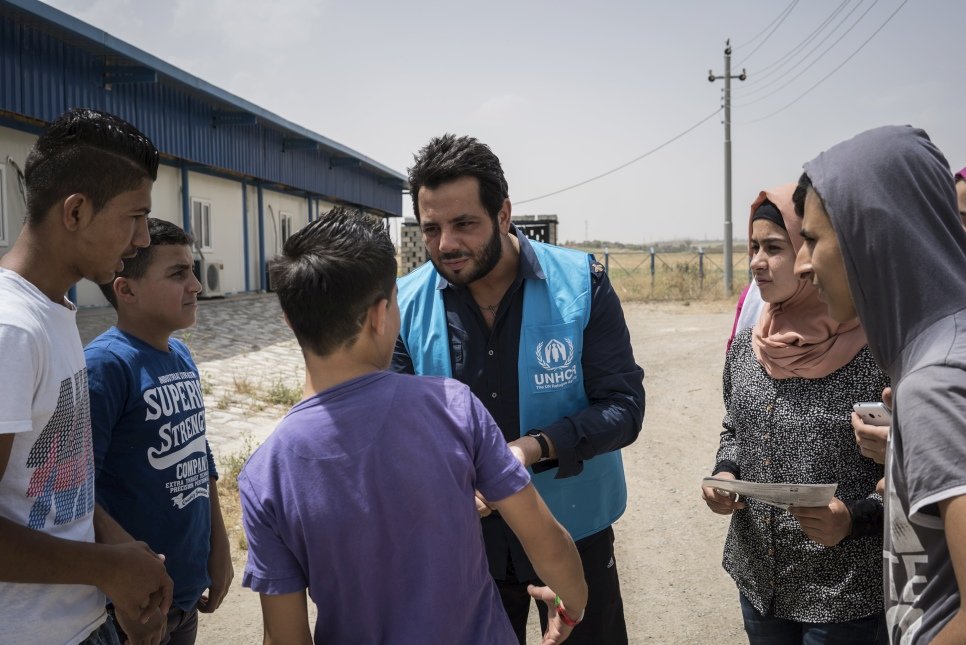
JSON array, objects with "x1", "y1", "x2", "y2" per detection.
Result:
[{"x1": 702, "y1": 477, "x2": 837, "y2": 509}]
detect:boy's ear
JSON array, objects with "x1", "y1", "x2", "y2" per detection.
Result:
[
  {"x1": 114, "y1": 277, "x2": 138, "y2": 304},
  {"x1": 282, "y1": 312, "x2": 293, "y2": 331},
  {"x1": 61, "y1": 194, "x2": 94, "y2": 232},
  {"x1": 369, "y1": 298, "x2": 389, "y2": 336}
]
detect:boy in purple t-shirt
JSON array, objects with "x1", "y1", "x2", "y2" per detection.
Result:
[{"x1": 239, "y1": 208, "x2": 587, "y2": 645}]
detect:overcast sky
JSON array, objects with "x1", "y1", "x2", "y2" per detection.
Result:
[{"x1": 40, "y1": 0, "x2": 965, "y2": 244}]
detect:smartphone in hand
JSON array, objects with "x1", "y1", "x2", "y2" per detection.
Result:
[{"x1": 853, "y1": 401, "x2": 892, "y2": 426}]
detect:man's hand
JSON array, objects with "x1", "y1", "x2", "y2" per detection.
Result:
[
  {"x1": 475, "y1": 490, "x2": 493, "y2": 518},
  {"x1": 507, "y1": 441, "x2": 528, "y2": 467},
  {"x1": 701, "y1": 472, "x2": 746, "y2": 515},
  {"x1": 789, "y1": 497, "x2": 852, "y2": 546},
  {"x1": 113, "y1": 605, "x2": 166, "y2": 645},
  {"x1": 99, "y1": 542, "x2": 173, "y2": 624},
  {"x1": 527, "y1": 584, "x2": 579, "y2": 645},
  {"x1": 507, "y1": 436, "x2": 540, "y2": 467},
  {"x1": 198, "y1": 536, "x2": 233, "y2": 613}
]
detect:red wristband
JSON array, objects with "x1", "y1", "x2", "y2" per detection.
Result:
[{"x1": 554, "y1": 595, "x2": 583, "y2": 627}]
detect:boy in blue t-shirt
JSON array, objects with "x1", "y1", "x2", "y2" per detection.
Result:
[{"x1": 85, "y1": 218, "x2": 232, "y2": 645}]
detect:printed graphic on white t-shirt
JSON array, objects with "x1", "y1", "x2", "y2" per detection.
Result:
[{"x1": 26, "y1": 369, "x2": 96, "y2": 528}]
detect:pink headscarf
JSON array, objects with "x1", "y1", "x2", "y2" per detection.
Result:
[{"x1": 749, "y1": 184, "x2": 868, "y2": 379}]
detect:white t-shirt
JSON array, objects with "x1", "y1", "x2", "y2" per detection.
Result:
[{"x1": 0, "y1": 268, "x2": 106, "y2": 644}]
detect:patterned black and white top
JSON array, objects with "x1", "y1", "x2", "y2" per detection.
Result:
[{"x1": 713, "y1": 328, "x2": 889, "y2": 623}]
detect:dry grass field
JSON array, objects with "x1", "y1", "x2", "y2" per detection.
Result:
[{"x1": 568, "y1": 247, "x2": 750, "y2": 303}]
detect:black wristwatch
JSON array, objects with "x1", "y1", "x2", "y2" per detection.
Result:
[{"x1": 525, "y1": 429, "x2": 550, "y2": 461}]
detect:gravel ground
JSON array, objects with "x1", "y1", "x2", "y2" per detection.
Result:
[{"x1": 80, "y1": 296, "x2": 747, "y2": 644}]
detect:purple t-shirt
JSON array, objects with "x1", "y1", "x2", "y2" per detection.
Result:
[{"x1": 239, "y1": 371, "x2": 530, "y2": 644}]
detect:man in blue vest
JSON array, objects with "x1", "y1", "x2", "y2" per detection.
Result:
[{"x1": 393, "y1": 134, "x2": 645, "y2": 644}]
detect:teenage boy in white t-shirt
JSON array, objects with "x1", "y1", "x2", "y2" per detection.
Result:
[{"x1": 0, "y1": 108, "x2": 173, "y2": 645}]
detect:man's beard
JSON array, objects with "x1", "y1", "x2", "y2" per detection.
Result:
[{"x1": 433, "y1": 224, "x2": 503, "y2": 286}]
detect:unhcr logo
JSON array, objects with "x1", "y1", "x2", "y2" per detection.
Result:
[{"x1": 533, "y1": 337, "x2": 578, "y2": 390}]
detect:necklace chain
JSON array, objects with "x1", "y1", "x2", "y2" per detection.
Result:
[{"x1": 479, "y1": 303, "x2": 499, "y2": 314}]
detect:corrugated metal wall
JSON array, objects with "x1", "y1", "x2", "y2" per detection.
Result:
[{"x1": 0, "y1": 13, "x2": 402, "y2": 215}]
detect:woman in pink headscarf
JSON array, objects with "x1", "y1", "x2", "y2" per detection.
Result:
[{"x1": 701, "y1": 184, "x2": 889, "y2": 644}]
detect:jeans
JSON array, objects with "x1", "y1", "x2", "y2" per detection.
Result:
[
  {"x1": 80, "y1": 616, "x2": 121, "y2": 645},
  {"x1": 739, "y1": 593, "x2": 888, "y2": 645},
  {"x1": 161, "y1": 606, "x2": 199, "y2": 645},
  {"x1": 110, "y1": 605, "x2": 199, "y2": 645}
]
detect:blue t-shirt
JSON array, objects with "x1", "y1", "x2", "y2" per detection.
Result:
[
  {"x1": 86, "y1": 327, "x2": 217, "y2": 610},
  {"x1": 239, "y1": 371, "x2": 530, "y2": 645}
]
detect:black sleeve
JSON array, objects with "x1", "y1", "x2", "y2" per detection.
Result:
[
  {"x1": 390, "y1": 336, "x2": 416, "y2": 375},
  {"x1": 847, "y1": 497, "x2": 884, "y2": 539},
  {"x1": 712, "y1": 460, "x2": 741, "y2": 477}
]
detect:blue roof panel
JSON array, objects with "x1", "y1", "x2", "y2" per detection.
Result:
[{"x1": 0, "y1": 0, "x2": 404, "y2": 215}]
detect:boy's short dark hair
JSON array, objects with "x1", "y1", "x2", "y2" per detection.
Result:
[
  {"x1": 792, "y1": 171, "x2": 813, "y2": 217},
  {"x1": 24, "y1": 108, "x2": 160, "y2": 226},
  {"x1": 98, "y1": 218, "x2": 192, "y2": 308},
  {"x1": 407, "y1": 134, "x2": 509, "y2": 223},
  {"x1": 269, "y1": 207, "x2": 397, "y2": 357}
]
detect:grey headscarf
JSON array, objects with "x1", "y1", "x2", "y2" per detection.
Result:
[{"x1": 803, "y1": 125, "x2": 966, "y2": 380}]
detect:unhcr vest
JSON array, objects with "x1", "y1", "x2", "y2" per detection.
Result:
[{"x1": 396, "y1": 241, "x2": 627, "y2": 540}]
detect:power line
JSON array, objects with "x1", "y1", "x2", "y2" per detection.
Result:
[
  {"x1": 740, "y1": 0, "x2": 909, "y2": 125},
  {"x1": 738, "y1": 0, "x2": 852, "y2": 89},
  {"x1": 735, "y1": 0, "x2": 879, "y2": 107},
  {"x1": 514, "y1": 108, "x2": 723, "y2": 205},
  {"x1": 734, "y1": 0, "x2": 798, "y2": 49},
  {"x1": 735, "y1": 0, "x2": 799, "y2": 67}
]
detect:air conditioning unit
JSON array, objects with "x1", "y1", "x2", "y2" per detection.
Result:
[{"x1": 193, "y1": 258, "x2": 225, "y2": 299}]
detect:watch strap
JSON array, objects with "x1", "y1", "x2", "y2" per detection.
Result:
[{"x1": 526, "y1": 430, "x2": 550, "y2": 460}]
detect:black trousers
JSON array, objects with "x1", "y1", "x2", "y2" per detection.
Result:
[{"x1": 496, "y1": 526, "x2": 628, "y2": 645}]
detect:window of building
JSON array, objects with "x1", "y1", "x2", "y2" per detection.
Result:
[
  {"x1": 280, "y1": 211, "x2": 293, "y2": 244},
  {"x1": 0, "y1": 164, "x2": 8, "y2": 246},
  {"x1": 191, "y1": 198, "x2": 212, "y2": 250}
]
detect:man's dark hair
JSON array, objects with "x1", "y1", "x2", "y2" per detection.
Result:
[
  {"x1": 269, "y1": 207, "x2": 397, "y2": 357},
  {"x1": 407, "y1": 134, "x2": 508, "y2": 222},
  {"x1": 98, "y1": 218, "x2": 192, "y2": 309},
  {"x1": 24, "y1": 108, "x2": 160, "y2": 226},
  {"x1": 792, "y1": 171, "x2": 813, "y2": 217}
]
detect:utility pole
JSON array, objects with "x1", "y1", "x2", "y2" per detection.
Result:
[{"x1": 708, "y1": 39, "x2": 746, "y2": 296}]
